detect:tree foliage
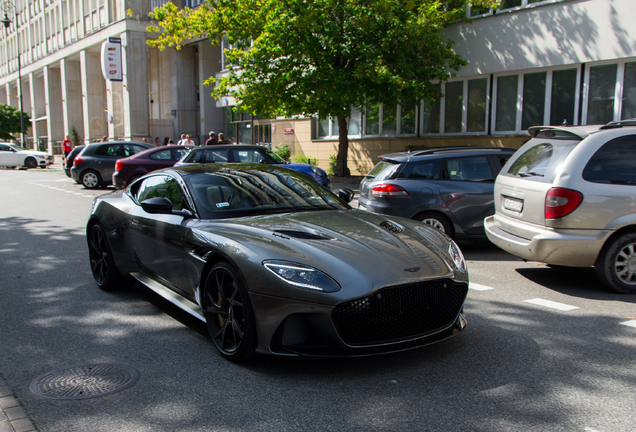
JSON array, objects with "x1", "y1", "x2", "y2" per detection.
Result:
[
  {"x1": 148, "y1": 0, "x2": 499, "y2": 175},
  {"x1": 0, "y1": 104, "x2": 31, "y2": 141}
]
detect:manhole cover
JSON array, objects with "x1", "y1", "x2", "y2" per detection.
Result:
[{"x1": 30, "y1": 364, "x2": 139, "y2": 400}]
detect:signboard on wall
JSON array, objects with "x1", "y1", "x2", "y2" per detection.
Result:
[{"x1": 101, "y1": 37, "x2": 123, "y2": 82}]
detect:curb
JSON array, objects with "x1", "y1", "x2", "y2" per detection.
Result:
[{"x1": 0, "y1": 376, "x2": 37, "y2": 432}]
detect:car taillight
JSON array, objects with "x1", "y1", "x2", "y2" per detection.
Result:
[
  {"x1": 115, "y1": 160, "x2": 124, "y2": 171},
  {"x1": 371, "y1": 184, "x2": 410, "y2": 197},
  {"x1": 545, "y1": 188, "x2": 583, "y2": 219},
  {"x1": 73, "y1": 156, "x2": 83, "y2": 166}
]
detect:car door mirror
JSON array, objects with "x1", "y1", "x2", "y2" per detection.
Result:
[
  {"x1": 338, "y1": 188, "x2": 355, "y2": 203},
  {"x1": 141, "y1": 197, "x2": 174, "y2": 214}
]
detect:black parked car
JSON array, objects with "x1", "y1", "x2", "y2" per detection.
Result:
[
  {"x1": 64, "y1": 145, "x2": 85, "y2": 178},
  {"x1": 71, "y1": 141, "x2": 151, "y2": 188},
  {"x1": 358, "y1": 147, "x2": 515, "y2": 239}
]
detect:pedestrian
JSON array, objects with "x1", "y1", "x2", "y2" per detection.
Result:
[
  {"x1": 205, "y1": 131, "x2": 218, "y2": 146},
  {"x1": 177, "y1": 134, "x2": 186, "y2": 145},
  {"x1": 218, "y1": 132, "x2": 227, "y2": 144},
  {"x1": 102, "y1": 136, "x2": 108, "y2": 142},
  {"x1": 154, "y1": 137, "x2": 160, "y2": 146},
  {"x1": 184, "y1": 134, "x2": 195, "y2": 146},
  {"x1": 162, "y1": 137, "x2": 169, "y2": 146},
  {"x1": 142, "y1": 137, "x2": 148, "y2": 143},
  {"x1": 62, "y1": 135, "x2": 72, "y2": 160},
  {"x1": 168, "y1": 139, "x2": 175, "y2": 145}
]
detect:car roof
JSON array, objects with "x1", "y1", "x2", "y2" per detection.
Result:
[
  {"x1": 167, "y1": 162, "x2": 298, "y2": 177},
  {"x1": 127, "y1": 145, "x2": 194, "y2": 158},
  {"x1": 192, "y1": 144, "x2": 269, "y2": 151},
  {"x1": 379, "y1": 146, "x2": 516, "y2": 163}
]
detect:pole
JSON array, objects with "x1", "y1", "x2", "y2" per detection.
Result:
[{"x1": 17, "y1": 15, "x2": 24, "y2": 148}]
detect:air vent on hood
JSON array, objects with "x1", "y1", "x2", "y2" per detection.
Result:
[
  {"x1": 379, "y1": 220, "x2": 404, "y2": 234},
  {"x1": 274, "y1": 230, "x2": 332, "y2": 240}
]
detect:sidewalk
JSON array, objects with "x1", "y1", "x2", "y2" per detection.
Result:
[{"x1": 0, "y1": 376, "x2": 37, "y2": 432}]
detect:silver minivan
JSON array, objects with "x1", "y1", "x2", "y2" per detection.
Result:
[{"x1": 485, "y1": 123, "x2": 636, "y2": 293}]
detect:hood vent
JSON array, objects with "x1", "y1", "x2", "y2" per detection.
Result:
[
  {"x1": 379, "y1": 220, "x2": 404, "y2": 234},
  {"x1": 274, "y1": 230, "x2": 332, "y2": 240}
]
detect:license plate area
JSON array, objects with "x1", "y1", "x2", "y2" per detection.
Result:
[{"x1": 503, "y1": 196, "x2": 524, "y2": 212}]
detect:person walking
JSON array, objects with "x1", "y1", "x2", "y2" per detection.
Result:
[
  {"x1": 217, "y1": 133, "x2": 227, "y2": 144},
  {"x1": 184, "y1": 134, "x2": 195, "y2": 146},
  {"x1": 168, "y1": 139, "x2": 175, "y2": 145},
  {"x1": 62, "y1": 135, "x2": 73, "y2": 160},
  {"x1": 177, "y1": 134, "x2": 186, "y2": 145},
  {"x1": 205, "y1": 131, "x2": 218, "y2": 146},
  {"x1": 162, "y1": 137, "x2": 170, "y2": 146},
  {"x1": 154, "y1": 137, "x2": 160, "y2": 146}
]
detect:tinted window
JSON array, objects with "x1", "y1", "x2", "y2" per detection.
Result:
[
  {"x1": 186, "y1": 149, "x2": 205, "y2": 163},
  {"x1": 124, "y1": 144, "x2": 148, "y2": 156},
  {"x1": 136, "y1": 175, "x2": 185, "y2": 210},
  {"x1": 445, "y1": 156, "x2": 493, "y2": 181},
  {"x1": 403, "y1": 159, "x2": 441, "y2": 180},
  {"x1": 503, "y1": 140, "x2": 578, "y2": 183},
  {"x1": 0, "y1": 145, "x2": 11, "y2": 151},
  {"x1": 94, "y1": 144, "x2": 122, "y2": 156},
  {"x1": 366, "y1": 160, "x2": 402, "y2": 181},
  {"x1": 175, "y1": 148, "x2": 189, "y2": 160},
  {"x1": 582, "y1": 135, "x2": 636, "y2": 185},
  {"x1": 205, "y1": 149, "x2": 228, "y2": 162},
  {"x1": 149, "y1": 149, "x2": 173, "y2": 160},
  {"x1": 230, "y1": 149, "x2": 263, "y2": 163}
]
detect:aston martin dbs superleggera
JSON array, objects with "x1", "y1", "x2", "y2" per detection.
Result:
[{"x1": 87, "y1": 164, "x2": 469, "y2": 361}]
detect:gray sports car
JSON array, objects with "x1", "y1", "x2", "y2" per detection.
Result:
[{"x1": 87, "y1": 164, "x2": 469, "y2": 361}]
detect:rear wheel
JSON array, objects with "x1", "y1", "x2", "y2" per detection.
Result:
[
  {"x1": 203, "y1": 262, "x2": 257, "y2": 361},
  {"x1": 596, "y1": 232, "x2": 636, "y2": 293},
  {"x1": 24, "y1": 157, "x2": 37, "y2": 169},
  {"x1": 87, "y1": 224, "x2": 128, "y2": 291},
  {"x1": 414, "y1": 212, "x2": 453, "y2": 237},
  {"x1": 82, "y1": 170, "x2": 101, "y2": 189}
]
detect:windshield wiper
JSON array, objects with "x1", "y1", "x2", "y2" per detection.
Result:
[{"x1": 518, "y1": 171, "x2": 544, "y2": 177}]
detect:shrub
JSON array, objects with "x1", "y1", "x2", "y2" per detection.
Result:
[
  {"x1": 273, "y1": 144, "x2": 291, "y2": 161},
  {"x1": 327, "y1": 154, "x2": 337, "y2": 175},
  {"x1": 292, "y1": 154, "x2": 317, "y2": 165}
]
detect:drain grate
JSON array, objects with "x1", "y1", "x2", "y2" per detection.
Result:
[{"x1": 30, "y1": 364, "x2": 140, "y2": 400}]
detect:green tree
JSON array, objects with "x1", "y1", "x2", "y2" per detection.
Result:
[
  {"x1": 0, "y1": 104, "x2": 31, "y2": 141},
  {"x1": 148, "y1": 0, "x2": 499, "y2": 176}
]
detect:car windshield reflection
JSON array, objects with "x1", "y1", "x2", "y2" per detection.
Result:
[{"x1": 184, "y1": 168, "x2": 348, "y2": 219}]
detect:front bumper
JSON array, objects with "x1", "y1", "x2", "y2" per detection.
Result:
[{"x1": 484, "y1": 215, "x2": 610, "y2": 267}]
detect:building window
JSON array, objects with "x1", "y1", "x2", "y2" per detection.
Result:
[
  {"x1": 621, "y1": 62, "x2": 636, "y2": 120},
  {"x1": 317, "y1": 102, "x2": 417, "y2": 139},
  {"x1": 421, "y1": 84, "x2": 441, "y2": 134},
  {"x1": 495, "y1": 75, "x2": 518, "y2": 132},
  {"x1": 550, "y1": 68, "x2": 578, "y2": 126},
  {"x1": 468, "y1": 0, "x2": 562, "y2": 17},
  {"x1": 522, "y1": 71, "x2": 546, "y2": 130},
  {"x1": 444, "y1": 81, "x2": 463, "y2": 133},
  {"x1": 587, "y1": 64, "x2": 618, "y2": 125}
]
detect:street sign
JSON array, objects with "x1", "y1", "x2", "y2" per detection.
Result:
[{"x1": 100, "y1": 37, "x2": 122, "y2": 82}]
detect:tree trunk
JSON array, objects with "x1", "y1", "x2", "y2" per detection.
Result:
[{"x1": 335, "y1": 116, "x2": 350, "y2": 177}]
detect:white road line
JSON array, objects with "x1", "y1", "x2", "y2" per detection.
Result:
[
  {"x1": 524, "y1": 298, "x2": 579, "y2": 311},
  {"x1": 620, "y1": 320, "x2": 636, "y2": 328},
  {"x1": 469, "y1": 283, "x2": 494, "y2": 291}
]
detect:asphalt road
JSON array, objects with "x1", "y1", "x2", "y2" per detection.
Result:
[{"x1": 1, "y1": 167, "x2": 635, "y2": 432}]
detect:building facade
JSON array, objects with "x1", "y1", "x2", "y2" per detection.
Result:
[{"x1": 1, "y1": 0, "x2": 634, "y2": 171}]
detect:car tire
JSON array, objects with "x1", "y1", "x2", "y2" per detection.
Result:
[
  {"x1": 414, "y1": 212, "x2": 453, "y2": 237},
  {"x1": 87, "y1": 223, "x2": 128, "y2": 291},
  {"x1": 24, "y1": 157, "x2": 37, "y2": 169},
  {"x1": 203, "y1": 262, "x2": 257, "y2": 362},
  {"x1": 595, "y1": 232, "x2": 636, "y2": 294},
  {"x1": 82, "y1": 170, "x2": 101, "y2": 189}
]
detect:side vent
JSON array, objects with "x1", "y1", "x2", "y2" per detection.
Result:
[
  {"x1": 274, "y1": 230, "x2": 332, "y2": 240},
  {"x1": 379, "y1": 220, "x2": 404, "y2": 234},
  {"x1": 187, "y1": 243, "x2": 213, "y2": 261}
]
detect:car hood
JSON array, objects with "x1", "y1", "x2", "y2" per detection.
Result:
[
  {"x1": 283, "y1": 162, "x2": 323, "y2": 173},
  {"x1": 191, "y1": 209, "x2": 464, "y2": 301},
  {"x1": 18, "y1": 150, "x2": 48, "y2": 156}
]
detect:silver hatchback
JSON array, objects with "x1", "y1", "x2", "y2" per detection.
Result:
[{"x1": 485, "y1": 123, "x2": 636, "y2": 293}]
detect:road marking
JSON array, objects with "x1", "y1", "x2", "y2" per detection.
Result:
[
  {"x1": 469, "y1": 283, "x2": 494, "y2": 291},
  {"x1": 620, "y1": 320, "x2": 636, "y2": 328},
  {"x1": 524, "y1": 298, "x2": 579, "y2": 311}
]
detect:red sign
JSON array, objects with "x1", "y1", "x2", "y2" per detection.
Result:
[{"x1": 284, "y1": 128, "x2": 294, "y2": 135}]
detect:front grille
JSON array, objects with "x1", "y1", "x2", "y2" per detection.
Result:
[{"x1": 332, "y1": 279, "x2": 467, "y2": 345}]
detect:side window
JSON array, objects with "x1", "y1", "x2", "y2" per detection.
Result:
[
  {"x1": 205, "y1": 149, "x2": 229, "y2": 162},
  {"x1": 404, "y1": 160, "x2": 441, "y2": 179},
  {"x1": 124, "y1": 144, "x2": 147, "y2": 156},
  {"x1": 94, "y1": 144, "x2": 118, "y2": 156},
  {"x1": 582, "y1": 135, "x2": 636, "y2": 185},
  {"x1": 231, "y1": 149, "x2": 264, "y2": 163},
  {"x1": 0, "y1": 145, "x2": 10, "y2": 152},
  {"x1": 149, "y1": 149, "x2": 173, "y2": 160},
  {"x1": 445, "y1": 156, "x2": 494, "y2": 181},
  {"x1": 174, "y1": 148, "x2": 189, "y2": 160},
  {"x1": 187, "y1": 149, "x2": 205, "y2": 163},
  {"x1": 136, "y1": 175, "x2": 186, "y2": 210}
]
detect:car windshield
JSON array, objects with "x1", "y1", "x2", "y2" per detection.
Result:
[
  {"x1": 502, "y1": 140, "x2": 579, "y2": 183},
  {"x1": 9, "y1": 144, "x2": 27, "y2": 151},
  {"x1": 184, "y1": 168, "x2": 349, "y2": 219},
  {"x1": 266, "y1": 150, "x2": 286, "y2": 164},
  {"x1": 365, "y1": 160, "x2": 402, "y2": 181}
]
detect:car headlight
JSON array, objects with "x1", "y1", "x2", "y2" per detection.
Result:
[
  {"x1": 263, "y1": 260, "x2": 340, "y2": 292},
  {"x1": 448, "y1": 240, "x2": 466, "y2": 273},
  {"x1": 310, "y1": 166, "x2": 323, "y2": 176}
]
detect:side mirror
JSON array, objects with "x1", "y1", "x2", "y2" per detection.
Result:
[
  {"x1": 141, "y1": 197, "x2": 173, "y2": 214},
  {"x1": 338, "y1": 188, "x2": 355, "y2": 204}
]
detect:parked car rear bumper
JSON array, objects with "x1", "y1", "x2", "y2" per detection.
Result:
[{"x1": 484, "y1": 215, "x2": 610, "y2": 267}]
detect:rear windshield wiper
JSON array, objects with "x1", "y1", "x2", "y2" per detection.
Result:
[{"x1": 518, "y1": 171, "x2": 544, "y2": 177}]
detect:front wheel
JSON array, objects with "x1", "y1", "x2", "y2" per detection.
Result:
[
  {"x1": 82, "y1": 170, "x2": 101, "y2": 189},
  {"x1": 25, "y1": 157, "x2": 38, "y2": 169},
  {"x1": 203, "y1": 262, "x2": 257, "y2": 361},
  {"x1": 595, "y1": 232, "x2": 636, "y2": 293},
  {"x1": 87, "y1": 224, "x2": 128, "y2": 291}
]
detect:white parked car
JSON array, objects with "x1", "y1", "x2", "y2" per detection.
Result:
[{"x1": 0, "y1": 142, "x2": 52, "y2": 169}]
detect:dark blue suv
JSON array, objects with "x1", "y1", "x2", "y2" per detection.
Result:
[{"x1": 358, "y1": 147, "x2": 515, "y2": 239}]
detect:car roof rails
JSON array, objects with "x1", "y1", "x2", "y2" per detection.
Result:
[{"x1": 600, "y1": 118, "x2": 636, "y2": 129}]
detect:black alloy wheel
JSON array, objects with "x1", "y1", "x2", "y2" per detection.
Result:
[
  {"x1": 204, "y1": 262, "x2": 257, "y2": 361},
  {"x1": 596, "y1": 232, "x2": 636, "y2": 294},
  {"x1": 25, "y1": 157, "x2": 38, "y2": 169},
  {"x1": 88, "y1": 224, "x2": 125, "y2": 291}
]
